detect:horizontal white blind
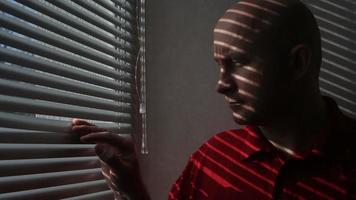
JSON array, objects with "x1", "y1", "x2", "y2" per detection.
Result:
[{"x1": 0, "y1": 0, "x2": 138, "y2": 199}]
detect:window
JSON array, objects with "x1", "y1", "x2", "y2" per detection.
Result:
[{"x1": 0, "y1": 0, "x2": 141, "y2": 198}]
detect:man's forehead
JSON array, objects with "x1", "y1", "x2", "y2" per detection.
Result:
[{"x1": 213, "y1": 0, "x2": 287, "y2": 58}]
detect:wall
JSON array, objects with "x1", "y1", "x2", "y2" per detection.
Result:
[
  {"x1": 308, "y1": 0, "x2": 356, "y2": 118},
  {"x1": 142, "y1": 1, "x2": 356, "y2": 200},
  {"x1": 142, "y1": 1, "x2": 237, "y2": 199}
]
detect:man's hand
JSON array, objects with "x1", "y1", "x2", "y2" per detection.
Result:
[{"x1": 71, "y1": 119, "x2": 150, "y2": 200}]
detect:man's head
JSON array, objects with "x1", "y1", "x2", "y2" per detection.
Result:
[{"x1": 213, "y1": 0, "x2": 322, "y2": 125}]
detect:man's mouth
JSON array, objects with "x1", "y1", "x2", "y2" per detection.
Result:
[
  {"x1": 226, "y1": 96, "x2": 256, "y2": 112},
  {"x1": 224, "y1": 96, "x2": 243, "y2": 105}
]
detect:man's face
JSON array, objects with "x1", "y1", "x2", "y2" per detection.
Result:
[
  {"x1": 214, "y1": 47, "x2": 288, "y2": 125},
  {"x1": 213, "y1": 3, "x2": 291, "y2": 125}
]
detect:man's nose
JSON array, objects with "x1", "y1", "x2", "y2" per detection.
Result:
[
  {"x1": 216, "y1": 73, "x2": 236, "y2": 94},
  {"x1": 216, "y1": 80, "x2": 231, "y2": 94}
]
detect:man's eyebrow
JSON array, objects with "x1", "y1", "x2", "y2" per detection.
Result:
[
  {"x1": 230, "y1": 53, "x2": 249, "y2": 63},
  {"x1": 213, "y1": 53, "x2": 227, "y2": 62},
  {"x1": 213, "y1": 52, "x2": 247, "y2": 63}
]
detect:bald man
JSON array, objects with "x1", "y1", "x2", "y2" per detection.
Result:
[{"x1": 72, "y1": 0, "x2": 356, "y2": 199}]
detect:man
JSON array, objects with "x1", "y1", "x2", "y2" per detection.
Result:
[{"x1": 72, "y1": 0, "x2": 356, "y2": 199}]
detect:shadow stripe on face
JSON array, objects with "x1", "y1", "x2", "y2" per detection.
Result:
[
  {"x1": 232, "y1": 74, "x2": 259, "y2": 87},
  {"x1": 239, "y1": 89, "x2": 257, "y2": 100},
  {"x1": 242, "y1": 105, "x2": 256, "y2": 112},
  {"x1": 244, "y1": 66, "x2": 262, "y2": 74},
  {"x1": 217, "y1": 18, "x2": 261, "y2": 33},
  {"x1": 226, "y1": 9, "x2": 272, "y2": 25},
  {"x1": 225, "y1": 96, "x2": 256, "y2": 112},
  {"x1": 214, "y1": 41, "x2": 247, "y2": 54},
  {"x1": 218, "y1": 80, "x2": 231, "y2": 88},
  {"x1": 233, "y1": 112, "x2": 246, "y2": 121},
  {"x1": 214, "y1": 29, "x2": 253, "y2": 43},
  {"x1": 214, "y1": 53, "x2": 262, "y2": 75},
  {"x1": 238, "y1": 1, "x2": 280, "y2": 16},
  {"x1": 264, "y1": 0, "x2": 287, "y2": 8}
]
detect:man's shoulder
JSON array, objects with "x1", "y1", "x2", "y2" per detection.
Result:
[
  {"x1": 324, "y1": 96, "x2": 356, "y2": 160},
  {"x1": 324, "y1": 96, "x2": 356, "y2": 135},
  {"x1": 204, "y1": 127, "x2": 248, "y2": 144},
  {"x1": 192, "y1": 126, "x2": 261, "y2": 159},
  {"x1": 331, "y1": 113, "x2": 356, "y2": 158}
]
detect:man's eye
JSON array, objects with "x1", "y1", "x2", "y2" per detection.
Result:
[{"x1": 232, "y1": 61, "x2": 243, "y2": 68}]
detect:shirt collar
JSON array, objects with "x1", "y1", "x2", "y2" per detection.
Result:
[
  {"x1": 240, "y1": 96, "x2": 356, "y2": 162},
  {"x1": 239, "y1": 125, "x2": 275, "y2": 161}
]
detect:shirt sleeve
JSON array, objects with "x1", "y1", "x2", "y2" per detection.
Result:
[
  {"x1": 168, "y1": 138, "x2": 212, "y2": 200},
  {"x1": 168, "y1": 132, "x2": 228, "y2": 200},
  {"x1": 168, "y1": 155, "x2": 197, "y2": 200}
]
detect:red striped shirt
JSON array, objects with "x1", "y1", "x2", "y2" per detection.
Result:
[{"x1": 169, "y1": 99, "x2": 356, "y2": 200}]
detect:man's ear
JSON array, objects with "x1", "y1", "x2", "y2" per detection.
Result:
[{"x1": 288, "y1": 44, "x2": 312, "y2": 80}]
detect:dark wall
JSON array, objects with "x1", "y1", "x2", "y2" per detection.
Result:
[
  {"x1": 143, "y1": 1, "x2": 356, "y2": 200},
  {"x1": 308, "y1": 0, "x2": 356, "y2": 118},
  {"x1": 143, "y1": 1, "x2": 237, "y2": 199}
]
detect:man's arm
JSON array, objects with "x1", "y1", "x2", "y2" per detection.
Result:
[{"x1": 71, "y1": 119, "x2": 150, "y2": 200}]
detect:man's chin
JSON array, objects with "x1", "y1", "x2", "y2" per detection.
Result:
[{"x1": 232, "y1": 112, "x2": 258, "y2": 125}]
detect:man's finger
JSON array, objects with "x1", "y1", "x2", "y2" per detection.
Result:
[
  {"x1": 81, "y1": 132, "x2": 133, "y2": 151},
  {"x1": 95, "y1": 143, "x2": 138, "y2": 178},
  {"x1": 72, "y1": 118, "x2": 95, "y2": 126},
  {"x1": 95, "y1": 143, "x2": 116, "y2": 162},
  {"x1": 71, "y1": 125, "x2": 105, "y2": 136}
]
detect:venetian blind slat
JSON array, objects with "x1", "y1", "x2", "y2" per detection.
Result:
[
  {"x1": 0, "y1": 78, "x2": 131, "y2": 113},
  {"x1": 0, "y1": 168, "x2": 103, "y2": 193},
  {"x1": 0, "y1": 62, "x2": 132, "y2": 98},
  {"x1": 0, "y1": 13, "x2": 135, "y2": 69},
  {"x1": 0, "y1": 157, "x2": 100, "y2": 177},
  {"x1": 0, "y1": 0, "x2": 135, "y2": 57},
  {"x1": 0, "y1": 180, "x2": 109, "y2": 200},
  {"x1": 62, "y1": 190, "x2": 114, "y2": 200},
  {"x1": 0, "y1": 0, "x2": 138, "y2": 197}
]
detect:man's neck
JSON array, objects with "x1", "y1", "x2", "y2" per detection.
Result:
[{"x1": 259, "y1": 93, "x2": 329, "y2": 157}]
